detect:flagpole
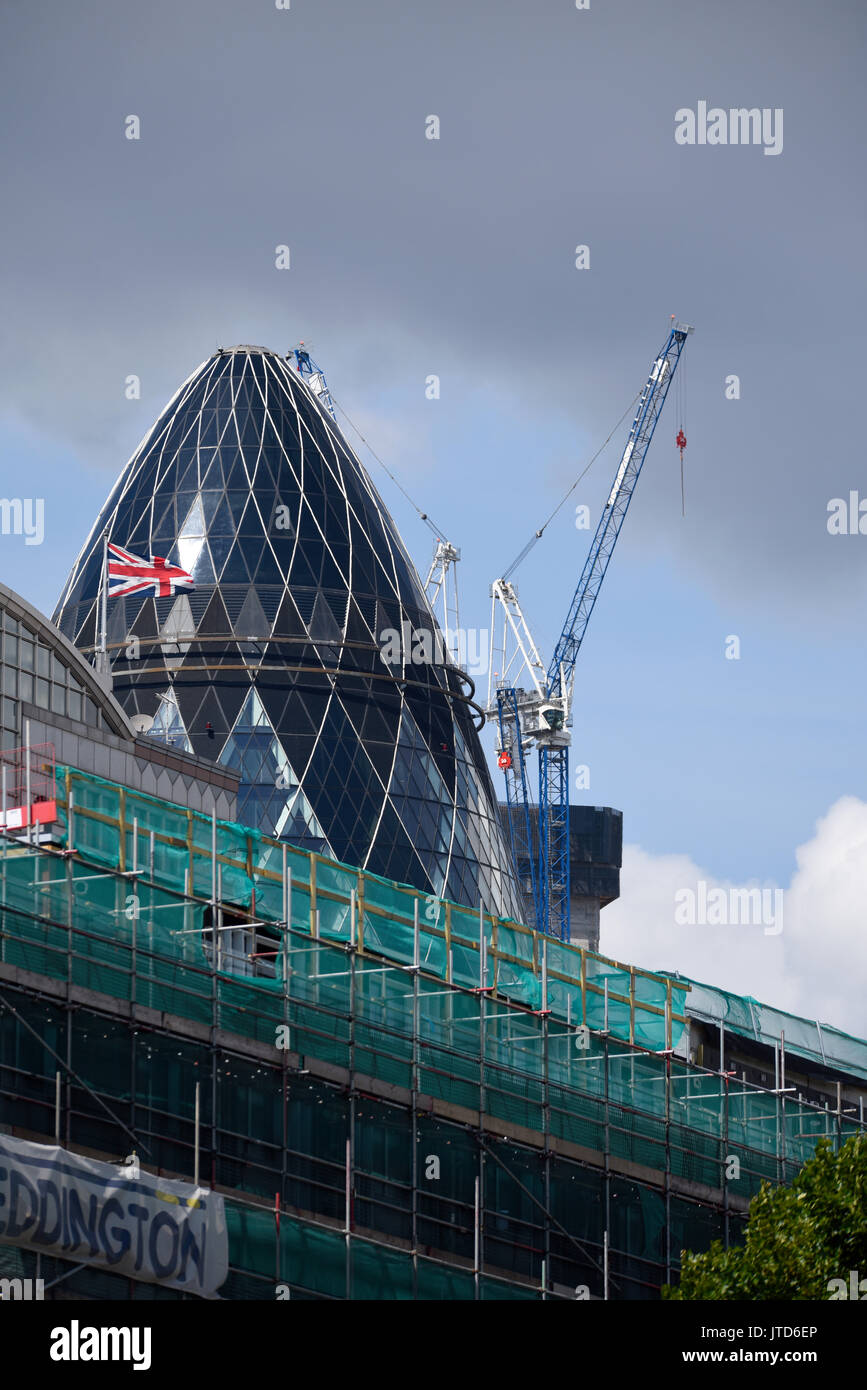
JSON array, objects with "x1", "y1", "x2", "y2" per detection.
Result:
[
  {"x1": 94, "y1": 529, "x2": 112, "y2": 688},
  {"x1": 100, "y1": 531, "x2": 109, "y2": 657}
]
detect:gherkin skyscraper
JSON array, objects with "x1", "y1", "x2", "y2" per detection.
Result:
[{"x1": 54, "y1": 346, "x2": 521, "y2": 919}]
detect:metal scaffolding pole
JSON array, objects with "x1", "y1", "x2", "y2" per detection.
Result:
[
  {"x1": 194, "y1": 1080, "x2": 201, "y2": 1188},
  {"x1": 722, "y1": 1067, "x2": 730, "y2": 1250},
  {"x1": 473, "y1": 1174, "x2": 481, "y2": 1300},
  {"x1": 24, "y1": 717, "x2": 32, "y2": 849},
  {"x1": 603, "y1": 1033, "x2": 611, "y2": 1300},
  {"x1": 664, "y1": 1049, "x2": 671, "y2": 1282},
  {"x1": 209, "y1": 860, "x2": 220, "y2": 1193},
  {"x1": 779, "y1": 1030, "x2": 786, "y2": 1159},
  {"x1": 345, "y1": 1134, "x2": 351, "y2": 1300},
  {"x1": 411, "y1": 899, "x2": 420, "y2": 1299}
]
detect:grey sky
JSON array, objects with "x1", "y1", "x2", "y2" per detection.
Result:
[
  {"x1": 2, "y1": 0, "x2": 865, "y2": 620},
  {"x1": 1, "y1": 0, "x2": 866, "y2": 1006}
]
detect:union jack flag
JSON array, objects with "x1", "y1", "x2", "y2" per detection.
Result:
[{"x1": 107, "y1": 542, "x2": 195, "y2": 598}]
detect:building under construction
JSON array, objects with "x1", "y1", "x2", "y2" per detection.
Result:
[
  {"x1": 2, "y1": 335, "x2": 865, "y2": 1301},
  {"x1": 1, "y1": 725, "x2": 865, "y2": 1298}
]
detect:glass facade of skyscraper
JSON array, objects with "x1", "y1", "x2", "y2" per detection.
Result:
[{"x1": 54, "y1": 346, "x2": 521, "y2": 920}]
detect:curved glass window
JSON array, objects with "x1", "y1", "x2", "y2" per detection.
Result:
[{"x1": 54, "y1": 347, "x2": 521, "y2": 921}]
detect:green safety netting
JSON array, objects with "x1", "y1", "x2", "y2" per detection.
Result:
[
  {"x1": 52, "y1": 763, "x2": 688, "y2": 1052},
  {"x1": 671, "y1": 975, "x2": 867, "y2": 1084},
  {"x1": 224, "y1": 1200, "x2": 551, "y2": 1299},
  {"x1": 3, "y1": 833, "x2": 861, "y2": 1298},
  {"x1": 3, "y1": 763, "x2": 859, "y2": 1197},
  {"x1": 0, "y1": 853, "x2": 856, "y2": 1197},
  {"x1": 4, "y1": 763, "x2": 863, "y2": 1304}
]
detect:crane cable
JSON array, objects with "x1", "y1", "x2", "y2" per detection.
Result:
[
  {"x1": 332, "y1": 378, "x2": 652, "y2": 576},
  {"x1": 331, "y1": 394, "x2": 454, "y2": 548},
  {"x1": 675, "y1": 342, "x2": 688, "y2": 517},
  {"x1": 501, "y1": 389, "x2": 642, "y2": 582}
]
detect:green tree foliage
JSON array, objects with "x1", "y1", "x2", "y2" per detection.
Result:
[{"x1": 664, "y1": 1133, "x2": 867, "y2": 1300}]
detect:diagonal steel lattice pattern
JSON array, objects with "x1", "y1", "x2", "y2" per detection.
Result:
[{"x1": 53, "y1": 346, "x2": 521, "y2": 921}]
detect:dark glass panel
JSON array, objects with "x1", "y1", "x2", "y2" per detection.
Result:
[{"x1": 51, "y1": 346, "x2": 521, "y2": 920}]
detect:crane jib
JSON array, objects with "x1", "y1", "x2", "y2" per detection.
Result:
[
  {"x1": 607, "y1": 358, "x2": 668, "y2": 507},
  {"x1": 546, "y1": 328, "x2": 688, "y2": 695}
]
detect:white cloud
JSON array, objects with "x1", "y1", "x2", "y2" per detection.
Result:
[{"x1": 601, "y1": 796, "x2": 867, "y2": 1038}]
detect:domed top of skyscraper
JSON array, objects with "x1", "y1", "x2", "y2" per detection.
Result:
[{"x1": 54, "y1": 345, "x2": 521, "y2": 919}]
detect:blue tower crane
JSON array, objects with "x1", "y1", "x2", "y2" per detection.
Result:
[
  {"x1": 291, "y1": 343, "x2": 337, "y2": 421},
  {"x1": 489, "y1": 321, "x2": 693, "y2": 939}
]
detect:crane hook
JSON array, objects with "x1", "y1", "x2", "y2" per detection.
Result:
[{"x1": 675, "y1": 429, "x2": 687, "y2": 517}]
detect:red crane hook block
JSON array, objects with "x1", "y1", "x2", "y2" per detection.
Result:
[{"x1": 498, "y1": 750, "x2": 512, "y2": 770}]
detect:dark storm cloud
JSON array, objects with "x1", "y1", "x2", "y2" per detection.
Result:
[{"x1": 1, "y1": 0, "x2": 865, "y2": 622}]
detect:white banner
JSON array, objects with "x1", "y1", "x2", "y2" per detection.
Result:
[{"x1": 0, "y1": 1134, "x2": 228, "y2": 1298}]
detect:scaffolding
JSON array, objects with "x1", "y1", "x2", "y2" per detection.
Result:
[
  {"x1": 0, "y1": 766, "x2": 864, "y2": 1300},
  {"x1": 52, "y1": 762, "x2": 692, "y2": 1049}
]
